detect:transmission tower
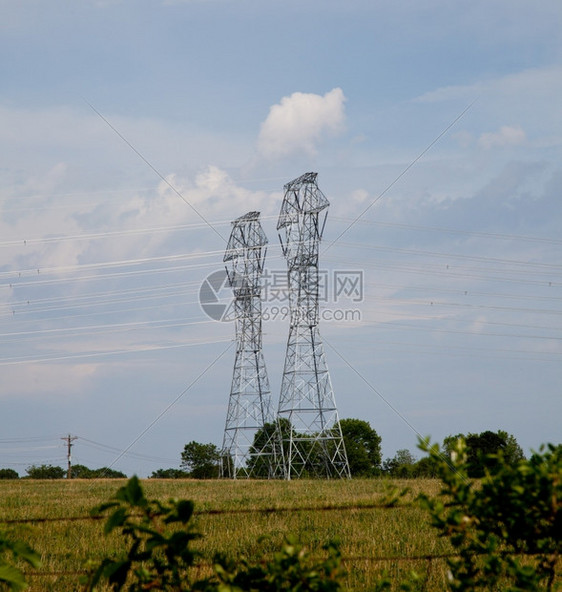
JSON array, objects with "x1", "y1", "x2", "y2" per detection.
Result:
[
  {"x1": 275, "y1": 172, "x2": 350, "y2": 479},
  {"x1": 220, "y1": 211, "x2": 275, "y2": 478}
]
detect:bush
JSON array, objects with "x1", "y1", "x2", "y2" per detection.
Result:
[
  {"x1": 418, "y1": 437, "x2": 561, "y2": 591},
  {"x1": 89, "y1": 467, "x2": 127, "y2": 479},
  {"x1": 25, "y1": 464, "x2": 65, "y2": 479},
  {"x1": 0, "y1": 469, "x2": 19, "y2": 480},
  {"x1": 149, "y1": 468, "x2": 190, "y2": 479},
  {"x1": 71, "y1": 465, "x2": 127, "y2": 478}
]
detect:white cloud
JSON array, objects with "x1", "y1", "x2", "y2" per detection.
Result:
[
  {"x1": 412, "y1": 66, "x2": 562, "y2": 138},
  {"x1": 257, "y1": 88, "x2": 346, "y2": 159},
  {"x1": 413, "y1": 66, "x2": 562, "y2": 104},
  {"x1": 478, "y1": 125, "x2": 526, "y2": 150}
]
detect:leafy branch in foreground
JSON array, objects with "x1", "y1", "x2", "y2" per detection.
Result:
[
  {"x1": 210, "y1": 536, "x2": 343, "y2": 592},
  {"x1": 418, "y1": 437, "x2": 561, "y2": 591},
  {"x1": 0, "y1": 530, "x2": 41, "y2": 591},
  {"x1": 82, "y1": 475, "x2": 202, "y2": 591},
  {"x1": 83, "y1": 439, "x2": 561, "y2": 591},
  {"x1": 83, "y1": 476, "x2": 344, "y2": 592}
]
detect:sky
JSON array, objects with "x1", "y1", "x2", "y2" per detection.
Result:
[{"x1": 1, "y1": 0, "x2": 561, "y2": 477}]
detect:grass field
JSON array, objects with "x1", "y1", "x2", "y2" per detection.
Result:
[{"x1": 1, "y1": 478, "x2": 453, "y2": 591}]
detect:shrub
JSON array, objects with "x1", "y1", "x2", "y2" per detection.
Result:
[
  {"x1": 25, "y1": 464, "x2": 65, "y2": 479},
  {"x1": 418, "y1": 437, "x2": 561, "y2": 591},
  {"x1": 149, "y1": 468, "x2": 190, "y2": 479}
]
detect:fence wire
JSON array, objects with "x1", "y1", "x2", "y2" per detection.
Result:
[{"x1": 0, "y1": 500, "x2": 414, "y2": 525}]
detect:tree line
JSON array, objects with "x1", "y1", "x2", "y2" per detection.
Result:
[
  {"x1": 0, "y1": 464, "x2": 126, "y2": 480},
  {"x1": 0, "y1": 421, "x2": 526, "y2": 480},
  {"x1": 153, "y1": 420, "x2": 526, "y2": 480}
]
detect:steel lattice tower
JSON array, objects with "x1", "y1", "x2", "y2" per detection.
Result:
[
  {"x1": 275, "y1": 172, "x2": 350, "y2": 479},
  {"x1": 220, "y1": 211, "x2": 275, "y2": 478}
]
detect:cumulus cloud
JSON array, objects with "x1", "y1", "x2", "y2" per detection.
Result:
[
  {"x1": 478, "y1": 125, "x2": 526, "y2": 149},
  {"x1": 257, "y1": 88, "x2": 346, "y2": 159}
]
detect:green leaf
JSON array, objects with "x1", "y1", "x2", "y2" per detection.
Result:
[
  {"x1": 104, "y1": 559, "x2": 131, "y2": 589},
  {"x1": 162, "y1": 499, "x2": 195, "y2": 525},
  {"x1": 123, "y1": 475, "x2": 145, "y2": 507},
  {"x1": 104, "y1": 507, "x2": 127, "y2": 534},
  {"x1": 91, "y1": 501, "x2": 119, "y2": 516},
  {"x1": 7, "y1": 540, "x2": 41, "y2": 569},
  {"x1": 0, "y1": 564, "x2": 27, "y2": 591}
]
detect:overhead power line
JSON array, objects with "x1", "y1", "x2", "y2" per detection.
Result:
[
  {"x1": 84, "y1": 99, "x2": 227, "y2": 244},
  {"x1": 0, "y1": 336, "x2": 232, "y2": 366},
  {"x1": 323, "y1": 98, "x2": 478, "y2": 252},
  {"x1": 330, "y1": 216, "x2": 562, "y2": 246}
]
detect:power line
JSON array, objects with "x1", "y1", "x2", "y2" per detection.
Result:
[
  {"x1": 77, "y1": 437, "x2": 179, "y2": 464},
  {"x1": 330, "y1": 216, "x2": 562, "y2": 246},
  {"x1": 94, "y1": 341, "x2": 234, "y2": 477},
  {"x1": 0, "y1": 336, "x2": 233, "y2": 366},
  {"x1": 335, "y1": 240, "x2": 562, "y2": 272},
  {"x1": 0, "y1": 250, "x2": 225, "y2": 280},
  {"x1": 0, "y1": 219, "x2": 233, "y2": 248},
  {"x1": 0, "y1": 316, "x2": 214, "y2": 341},
  {"x1": 327, "y1": 254, "x2": 562, "y2": 288},
  {"x1": 84, "y1": 99, "x2": 227, "y2": 244},
  {"x1": 1, "y1": 251, "x2": 286, "y2": 289},
  {"x1": 323, "y1": 98, "x2": 478, "y2": 253}
]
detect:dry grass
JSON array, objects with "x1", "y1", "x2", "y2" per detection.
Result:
[{"x1": 0, "y1": 478, "x2": 451, "y2": 591}]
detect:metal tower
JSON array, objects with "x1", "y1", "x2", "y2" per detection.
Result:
[
  {"x1": 220, "y1": 211, "x2": 275, "y2": 478},
  {"x1": 275, "y1": 172, "x2": 350, "y2": 479}
]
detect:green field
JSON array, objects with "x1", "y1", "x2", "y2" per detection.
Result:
[{"x1": 0, "y1": 478, "x2": 455, "y2": 591}]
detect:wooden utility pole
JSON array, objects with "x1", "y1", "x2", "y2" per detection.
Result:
[{"x1": 61, "y1": 434, "x2": 78, "y2": 479}]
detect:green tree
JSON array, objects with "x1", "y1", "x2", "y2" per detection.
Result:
[
  {"x1": 248, "y1": 418, "x2": 293, "y2": 478},
  {"x1": 90, "y1": 467, "x2": 127, "y2": 479},
  {"x1": 383, "y1": 449, "x2": 417, "y2": 477},
  {"x1": 338, "y1": 418, "x2": 381, "y2": 477},
  {"x1": 25, "y1": 464, "x2": 65, "y2": 479},
  {"x1": 70, "y1": 464, "x2": 94, "y2": 478},
  {"x1": 443, "y1": 430, "x2": 525, "y2": 478},
  {"x1": 181, "y1": 441, "x2": 220, "y2": 479},
  {"x1": 442, "y1": 433, "x2": 465, "y2": 457},
  {"x1": 70, "y1": 465, "x2": 126, "y2": 478},
  {"x1": 412, "y1": 455, "x2": 440, "y2": 478},
  {"x1": 466, "y1": 430, "x2": 506, "y2": 477},
  {"x1": 150, "y1": 468, "x2": 190, "y2": 479},
  {"x1": 498, "y1": 429, "x2": 525, "y2": 463},
  {"x1": 0, "y1": 469, "x2": 19, "y2": 480}
]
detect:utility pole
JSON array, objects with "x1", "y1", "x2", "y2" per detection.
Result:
[{"x1": 61, "y1": 434, "x2": 78, "y2": 479}]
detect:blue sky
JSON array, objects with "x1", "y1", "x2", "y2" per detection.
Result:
[{"x1": 1, "y1": 0, "x2": 561, "y2": 476}]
